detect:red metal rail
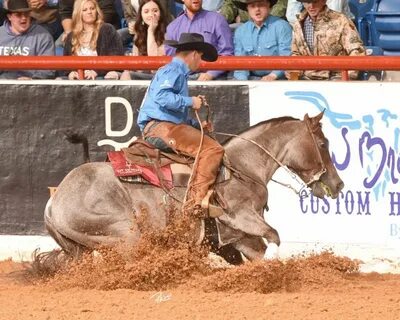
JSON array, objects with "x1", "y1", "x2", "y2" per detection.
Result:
[{"x1": 1, "y1": 56, "x2": 399, "y2": 80}]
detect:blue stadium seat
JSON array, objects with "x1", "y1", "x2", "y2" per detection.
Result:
[
  {"x1": 365, "y1": 0, "x2": 400, "y2": 56},
  {"x1": 348, "y1": 0, "x2": 374, "y2": 44},
  {"x1": 375, "y1": 0, "x2": 398, "y2": 11}
]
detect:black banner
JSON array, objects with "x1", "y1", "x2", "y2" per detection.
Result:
[{"x1": 0, "y1": 83, "x2": 249, "y2": 235}]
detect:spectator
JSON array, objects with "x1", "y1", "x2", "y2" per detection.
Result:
[
  {"x1": 0, "y1": 0, "x2": 55, "y2": 79},
  {"x1": 286, "y1": 0, "x2": 354, "y2": 25},
  {"x1": 166, "y1": 0, "x2": 233, "y2": 80},
  {"x1": 58, "y1": 0, "x2": 120, "y2": 46},
  {"x1": 120, "y1": 0, "x2": 167, "y2": 80},
  {"x1": 27, "y1": 0, "x2": 63, "y2": 40},
  {"x1": 288, "y1": 0, "x2": 365, "y2": 80},
  {"x1": 63, "y1": 0, "x2": 124, "y2": 80},
  {"x1": 233, "y1": 0, "x2": 292, "y2": 80},
  {"x1": 220, "y1": 0, "x2": 287, "y2": 28},
  {"x1": 119, "y1": 0, "x2": 172, "y2": 49}
]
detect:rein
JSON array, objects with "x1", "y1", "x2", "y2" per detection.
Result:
[
  {"x1": 214, "y1": 118, "x2": 327, "y2": 198},
  {"x1": 214, "y1": 131, "x2": 309, "y2": 197},
  {"x1": 303, "y1": 116, "x2": 327, "y2": 186}
]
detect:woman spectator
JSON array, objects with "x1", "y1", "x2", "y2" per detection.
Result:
[
  {"x1": 64, "y1": 0, "x2": 124, "y2": 80},
  {"x1": 119, "y1": 0, "x2": 173, "y2": 48},
  {"x1": 120, "y1": 0, "x2": 167, "y2": 80}
]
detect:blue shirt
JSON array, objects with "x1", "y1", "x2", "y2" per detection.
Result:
[
  {"x1": 137, "y1": 57, "x2": 195, "y2": 131},
  {"x1": 165, "y1": 9, "x2": 234, "y2": 78},
  {"x1": 233, "y1": 16, "x2": 292, "y2": 80}
]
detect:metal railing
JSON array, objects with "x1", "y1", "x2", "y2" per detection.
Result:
[{"x1": 1, "y1": 56, "x2": 400, "y2": 80}]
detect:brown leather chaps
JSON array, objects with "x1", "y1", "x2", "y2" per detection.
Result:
[{"x1": 143, "y1": 121, "x2": 224, "y2": 204}]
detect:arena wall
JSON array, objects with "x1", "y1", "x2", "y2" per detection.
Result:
[{"x1": 1, "y1": 80, "x2": 399, "y2": 269}]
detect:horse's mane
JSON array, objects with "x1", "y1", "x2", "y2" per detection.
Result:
[{"x1": 221, "y1": 116, "x2": 299, "y2": 146}]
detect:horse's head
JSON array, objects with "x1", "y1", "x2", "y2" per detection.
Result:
[{"x1": 285, "y1": 112, "x2": 344, "y2": 199}]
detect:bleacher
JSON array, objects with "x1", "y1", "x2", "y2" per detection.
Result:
[{"x1": 350, "y1": 0, "x2": 400, "y2": 56}]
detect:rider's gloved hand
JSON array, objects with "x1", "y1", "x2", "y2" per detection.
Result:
[{"x1": 192, "y1": 96, "x2": 203, "y2": 110}]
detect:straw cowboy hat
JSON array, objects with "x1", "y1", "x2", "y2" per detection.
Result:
[
  {"x1": 165, "y1": 33, "x2": 218, "y2": 62},
  {"x1": 233, "y1": 0, "x2": 277, "y2": 11},
  {"x1": 6, "y1": 0, "x2": 32, "y2": 13}
]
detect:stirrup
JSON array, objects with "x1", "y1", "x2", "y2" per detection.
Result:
[{"x1": 201, "y1": 190, "x2": 224, "y2": 218}]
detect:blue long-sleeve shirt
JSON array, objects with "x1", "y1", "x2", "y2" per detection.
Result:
[
  {"x1": 137, "y1": 57, "x2": 196, "y2": 131},
  {"x1": 233, "y1": 16, "x2": 292, "y2": 80}
]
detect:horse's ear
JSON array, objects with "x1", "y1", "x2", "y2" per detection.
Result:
[
  {"x1": 313, "y1": 110, "x2": 324, "y2": 123},
  {"x1": 304, "y1": 111, "x2": 324, "y2": 130}
]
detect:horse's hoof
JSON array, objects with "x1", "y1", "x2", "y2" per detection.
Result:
[{"x1": 263, "y1": 243, "x2": 279, "y2": 260}]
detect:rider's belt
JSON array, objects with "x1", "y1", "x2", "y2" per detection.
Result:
[{"x1": 143, "y1": 120, "x2": 160, "y2": 136}]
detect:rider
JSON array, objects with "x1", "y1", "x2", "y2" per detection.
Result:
[{"x1": 137, "y1": 32, "x2": 224, "y2": 217}]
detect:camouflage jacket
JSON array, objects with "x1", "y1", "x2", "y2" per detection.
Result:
[{"x1": 292, "y1": 6, "x2": 366, "y2": 80}]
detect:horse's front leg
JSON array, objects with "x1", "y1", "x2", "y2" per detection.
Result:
[
  {"x1": 232, "y1": 235, "x2": 266, "y2": 261},
  {"x1": 218, "y1": 210, "x2": 280, "y2": 259}
]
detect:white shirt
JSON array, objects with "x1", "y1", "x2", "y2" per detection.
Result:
[{"x1": 286, "y1": 0, "x2": 355, "y2": 25}]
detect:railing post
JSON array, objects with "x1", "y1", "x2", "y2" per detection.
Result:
[
  {"x1": 341, "y1": 70, "x2": 349, "y2": 81},
  {"x1": 78, "y1": 69, "x2": 84, "y2": 80}
]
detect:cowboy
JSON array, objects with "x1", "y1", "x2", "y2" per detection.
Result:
[
  {"x1": 232, "y1": 0, "x2": 292, "y2": 80},
  {"x1": 137, "y1": 32, "x2": 224, "y2": 217},
  {"x1": 0, "y1": 0, "x2": 55, "y2": 79}
]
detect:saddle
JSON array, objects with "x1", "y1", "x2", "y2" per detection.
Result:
[{"x1": 107, "y1": 139, "x2": 230, "y2": 217}]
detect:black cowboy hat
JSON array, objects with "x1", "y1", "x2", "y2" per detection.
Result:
[
  {"x1": 165, "y1": 33, "x2": 218, "y2": 62},
  {"x1": 233, "y1": 0, "x2": 277, "y2": 11},
  {"x1": 175, "y1": 0, "x2": 183, "y2": 3},
  {"x1": 6, "y1": 0, "x2": 32, "y2": 13}
]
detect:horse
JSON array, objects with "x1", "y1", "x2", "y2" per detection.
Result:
[{"x1": 44, "y1": 112, "x2": 344, "y2": 263}]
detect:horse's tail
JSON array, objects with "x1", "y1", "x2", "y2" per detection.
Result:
[
  {"x1": 62, "y1": 129, "x2": 90, "y2": 163},
  {"x1": 29, "y1": 248, "x2": 72, "y2": 278}
]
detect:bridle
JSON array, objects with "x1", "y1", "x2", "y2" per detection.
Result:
[{"x1": 214, "y1": 117, "x2": 328, "y2": 198}]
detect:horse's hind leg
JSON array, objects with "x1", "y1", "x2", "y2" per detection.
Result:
[
  {"x1": 44, "y1": 199, "x2": 86, "y2": 257},
  {"x1": 45, "y1": 216, "x2": 86, "y2": 257}
]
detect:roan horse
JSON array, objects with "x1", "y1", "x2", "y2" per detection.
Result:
[{"x1": 44, "y1": 112, "x2": 344, "y2": 262}]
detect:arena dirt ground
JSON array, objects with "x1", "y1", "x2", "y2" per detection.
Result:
[
  {"x1": 1, "y1": 218, "x2": 399, "y2": 320},
  {"x1": 2, "y1": 253, "x2": 400, "y2": 320}
]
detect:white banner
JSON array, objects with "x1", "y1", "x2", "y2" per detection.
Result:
[{"x1": 249, "y1": 81, "x2": 400, "y2": 254}]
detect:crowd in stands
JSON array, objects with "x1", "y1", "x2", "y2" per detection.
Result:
[{"x1": 0, "y1": 0, "x2": 371, "y2": 80}]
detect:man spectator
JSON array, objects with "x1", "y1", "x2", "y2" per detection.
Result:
[
  {"x1": 286, "y1": 0, "x2": 354, "y2": 25},
  {"x1": 220, "y1": 0, "x2": 288, "y2": 27},
  {"x1": 233, "y1": 0, "x2": 292, "y2": 80},
  {"x1": 0, "y1": 0, "x2": 55, "y2": 79},
  {"x1": 27, "y1": 0, "x2": 63, "y2": 40},
  {"x1": 166, "y1": 0, "x2": 233, "y2": 80},
  {"x1": 288, "y1": 0, "x2": 365, "y2": 80}
]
